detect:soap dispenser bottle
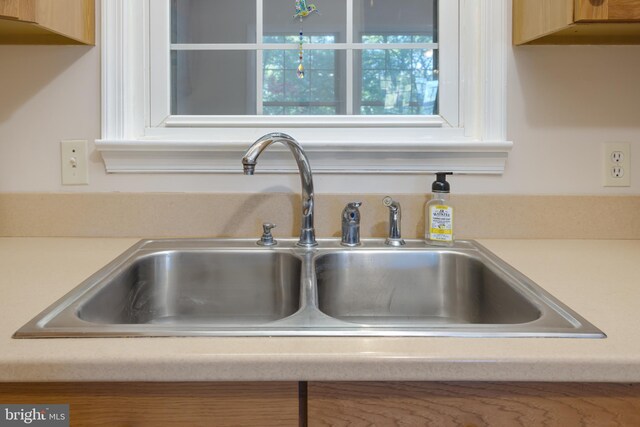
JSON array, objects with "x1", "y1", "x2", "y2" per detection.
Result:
[{"x1": 425, "y1": 172, "x2": 454, "y2": 246}]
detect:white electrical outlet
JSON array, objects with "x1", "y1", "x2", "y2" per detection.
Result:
[
  {"x1": 604, "y1": 142, "x2": 630, "y2": 187},
  {"x1": 611, "y1": 151, "x2": 624, "y2": 164},
  {"x1": 61, "y1": 140, "x2": 89, "y2": 185}
]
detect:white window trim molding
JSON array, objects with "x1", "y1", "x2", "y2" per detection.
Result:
[{"x1": 96, "y1": 0, "x2": 512, "y2": 175}]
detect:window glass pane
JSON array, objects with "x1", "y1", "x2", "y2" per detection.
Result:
[
  {"x1": 168, "y1": 1, "x2": 442, "y2": 117},
  {"x1": 263, "y1": 50, "x2": 346, "y2": 115},
  {"x1": 264, "y1": 0, "x2": 346, "y2": 43},
  {"x1": 172, "y1": 0, "x2": 257, "y2": 44},
  {"x1": 353, "y1": 0, "x2": 437, "y2": 43},
  {"x1": 354, "y1": 49, "x2": 438, "y2": 115},
  {"x1": 172, "y1": 51, "x2": 257, "y2": 115}
]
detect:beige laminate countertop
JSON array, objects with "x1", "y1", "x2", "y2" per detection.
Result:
[{"x1": 0, "y1": 237, "x2": 638, "y2": 383}]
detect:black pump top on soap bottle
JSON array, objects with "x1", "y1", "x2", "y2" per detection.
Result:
[{"x1": 432, "y1": 172, "x2": 452, "y2": 193}]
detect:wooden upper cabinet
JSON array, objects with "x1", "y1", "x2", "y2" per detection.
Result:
[
  {"x1": 575, "y1": 0, "x2": 640, "y2": 21},
  {"x1": 0, "y1": 0, "x2": 94, "y2": 45},
  {"x1": 514, "y1": 0, "x2": 640, "y2": 44},
  {"x1": 0, "y1": 1, "x2": 20, "y2": 20},
  {"x1": 0, "y1": 0, "x2": 34, "y2": 21}
]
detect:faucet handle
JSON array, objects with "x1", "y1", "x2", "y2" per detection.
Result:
[
  {"x1": 382, "y1": 196, "x2": 394, "y2": 208},
  {"x1": 257, "y1": 223, "x2": 277, "y2": 246},
  {"x1": 343, "y1": 202, "x2": 362, "y2": 220},
  {"x1": 341, "y1": 202, "x2": 362, "y2": 247}
]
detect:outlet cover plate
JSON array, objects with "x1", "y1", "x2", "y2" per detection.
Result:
[{"x1": 604, "y1": 142, "x2": 630, "y2": 187}]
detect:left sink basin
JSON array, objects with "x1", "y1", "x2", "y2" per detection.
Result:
[
  {"x1": 78, "y1": 250, "x2": 302, "y2": 326},
  {"x1": 15, "y1": 240, "x2": 303, "y2": 337}
]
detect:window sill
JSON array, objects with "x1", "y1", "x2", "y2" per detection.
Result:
[{"x1": 95, "y1": 138, "x2": 513, "y2": 174}]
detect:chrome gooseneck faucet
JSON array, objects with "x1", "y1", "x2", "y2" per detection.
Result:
[{"x1": 242, "y1": 132, "x2": 317, "y2": 247}]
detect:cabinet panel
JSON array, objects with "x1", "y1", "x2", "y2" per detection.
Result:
[
  {"x1": 0, "y1": 0, "x2": 92, "y2": 44},
  {"x1": 0, "y1": 0, "x2": 18, "y2": 19},
  {"x1": 575, "y1": 0, "x2": 609, "y2": 21},
  {"x1": 0, "y1": 0, "x2": 35, "y2": 21},
  {"x1": 0, "y1": 382, "x2": 300, "y2": 427},
  {"x1": 513, "y1": 0, "x2": 574, "y2": 45},
  {"x1": 0, "y1": 0, "x2": 19, "y2": 19},
  {"x1": 35, "y1": 0, "x2": 94, "y2": 44},
  {"x1": 515, "y1": 0, "x2": 640, "y2": 44},
  {"x1": 575, "y1": 0, "x2": 640, "y2": 21},
  {"x1": 308, "y1": 382, "x2": 640, "y2": 427},
  {"x1": 609, "y1": 0, "x2": 640, "y2": 19}
]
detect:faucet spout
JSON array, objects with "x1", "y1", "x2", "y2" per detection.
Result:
[
  {"x1": 242, "y1": 163, "x2": 256, "y2": 176},
  {"x1": 242, "y1": 132, "x2": 317, "y2": 247}
]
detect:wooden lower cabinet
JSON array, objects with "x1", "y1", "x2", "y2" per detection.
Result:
[
  {"x1": 307, "y1": 382, "x2": 640, "y2": 427},
  {"x1": 3, "y1": 381, "x2": 640, "y2": 426},
  {"x1": 0, "y1": 382, "x2": 299, "y2": 427}
]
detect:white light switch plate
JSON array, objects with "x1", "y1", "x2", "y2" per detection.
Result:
[{"x1": 61, "y1": 140, "x2": 89, "y2": 185}]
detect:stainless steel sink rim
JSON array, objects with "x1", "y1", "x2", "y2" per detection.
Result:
[{"x1": 14, "y1": 239, "x2": 606, "y2": 339}]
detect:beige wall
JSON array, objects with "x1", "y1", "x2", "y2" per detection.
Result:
[{"x1": 0, "y1": 4, "x2": 639, "y2": 195}]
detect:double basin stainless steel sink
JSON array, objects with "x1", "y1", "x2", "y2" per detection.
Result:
[{"x1": 14, "y1": 239, "x2": 604, "y2": 338}]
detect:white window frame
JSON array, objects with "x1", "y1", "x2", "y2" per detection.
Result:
[{"x1": 96, "y1": 0, "x2": 511, "y2": 175}]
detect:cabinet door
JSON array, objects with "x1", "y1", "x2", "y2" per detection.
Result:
[
  {"x1": 308, "y1": 382, "x2": 640, "y2": 427},
  {"x1": 0, "y1": 0, "x2": 92, "y2": 44},
  {"x1": 575, "y1": 0, "x2": 640, "y2": 21},
  {"x1": 0, "y1": 382, "x2": 300, "y2": 427},
  {"x1": 0, "y1": 0, "x2": 35, "y2": 21},
  {"x1": 0, "y1": 0, "x2": 19, "y2": 19},
  {"x1": 34, "y1": 0, "x2": 94, "y2": 44}
]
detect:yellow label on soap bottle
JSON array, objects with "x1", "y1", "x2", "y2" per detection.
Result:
[{"x1": 429, "y1": 205, "x2": 453, "y2": 242}]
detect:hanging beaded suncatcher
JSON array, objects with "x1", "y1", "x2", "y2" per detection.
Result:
[{"x1": 293, "y1": 0, "x2": 319, "y2": 79}]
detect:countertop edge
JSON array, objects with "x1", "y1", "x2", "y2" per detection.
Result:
[{"x1": 1, "y1": 357, "x2": 638, "y2": 383}]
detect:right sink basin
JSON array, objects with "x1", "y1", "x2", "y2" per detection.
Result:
[
  {"x1": 310, "y1": 240, "x2": 604, "y2": 338},
  {"x1": 315, "y1": 250, "x2": 541, "y2": 326}
]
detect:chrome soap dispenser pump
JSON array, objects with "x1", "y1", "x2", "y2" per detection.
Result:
[{"x1": 425, "y1": 172, "x2": 454, "y2": 246}]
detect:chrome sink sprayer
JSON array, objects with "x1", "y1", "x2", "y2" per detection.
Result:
[
  {"x1": 242, "y1": 133, "x2": 317, "y2": 247},
  {"x1": 383, "y1": 196, "x2": 405, "y2": 247}
]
